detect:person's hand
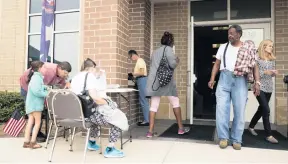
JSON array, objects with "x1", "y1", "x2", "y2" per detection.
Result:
[
  {"x1": 176, "y1": 57, "x2": 180, "y2": 64},
  {"x1": 64, "y1": 82, "x2": 71, "y2": 89},
  {"x1": 264, "y1": 70, "x2": 274, "y2": 75},
  {"x1": 208, "y1": 81, "x2": 215, "y2": 89},
  {"x1": 253, "y1": 82, "x2": 260, "y2": 96},
  {"x1": 271, "y1": 70, "x2": 278, "y2": 75}
]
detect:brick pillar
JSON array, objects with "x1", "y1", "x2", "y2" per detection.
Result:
[
  {"x1": 83, "y1": 0, "x2": 141, "y2": 126},
  {"x1": 128, "y1": 0, "x2": 151, "y2": 122},
  {"x1": 275, "y1": 0, "x2": 288, "y2": 136},
  {"x1": 83, "y1": 0, "x2": 129, "y2": 86},
  {"x1": 153, "y1": 2, "x2": 188, "y2": 120},
  {"x1": 129, "y1": 0, "x2": 151, "y2": 65}
]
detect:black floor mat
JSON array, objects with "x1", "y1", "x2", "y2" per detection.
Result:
[
  {"x1": 242, "y1": 129, "x2": 288, "y2": 151},
  {"x1": 158, "y1": 124, "x2": 215, "y2": 141},
  {"x1": 159, "y1": 123, "x2": 288, "y2": 150}
]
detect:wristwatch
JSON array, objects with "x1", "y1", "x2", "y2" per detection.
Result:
[{"x1": 255, "y1": 81, "x2": 261, "y2": 86}]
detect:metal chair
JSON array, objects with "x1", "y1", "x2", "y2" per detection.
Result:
[
  {"x1": 48, "y1": 89, "x2": 91, "y2": 163},
  {"x1": 44, "y1": 90, "x2": 71, "y2": 149}
]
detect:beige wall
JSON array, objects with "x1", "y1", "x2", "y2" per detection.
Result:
[
  {"x1": 153, "y1": 1, "x2": 188, "y2": 120},
  {"x1": 0, "y1": 0, "x2": 27, "y2": 92}
]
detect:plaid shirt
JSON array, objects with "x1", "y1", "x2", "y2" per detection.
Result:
[{"x1": 233, "y1": 40, "x2": 257, "y2": 83}]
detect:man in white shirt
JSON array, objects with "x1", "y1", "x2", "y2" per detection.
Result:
[{"x1": 208, "y1": 25, "x2": 260, "y2": 150}]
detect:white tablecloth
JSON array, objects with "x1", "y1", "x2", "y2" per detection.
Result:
[{"x1": 105, "y1": 88, "x2": 138, "y2": 93}]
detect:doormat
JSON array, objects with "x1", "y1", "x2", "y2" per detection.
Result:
[
  {"x1": 159, "y1": 123, "x2": 288, "y2": 150},
  {"x1": 242, "y1": 129, "x2": 288, "y2": 151},
  {"x1": 158, "y1": 124, "x2": 215, "y2": 141}
]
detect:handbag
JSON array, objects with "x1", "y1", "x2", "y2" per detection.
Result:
[
  {"x1": 97, "y1": 97, "x2": 129, "y2": 131},
  {"x1": 78, "y1": 73, "x2": 97, "y2": 118},
  {"x1": 152, "y1": 46, "x2": 174, "y2": 91}
]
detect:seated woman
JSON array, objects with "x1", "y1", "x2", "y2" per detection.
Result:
[{"x1": 70, "y1": 58, "x2": 124, "y2": 158}]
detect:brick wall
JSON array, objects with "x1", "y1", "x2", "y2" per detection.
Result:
[
  {"x1": 153, "y1": 1, "x2": 188, "y2": 120},
  {"x1": 0, "y1": 0, "x2": 27, "y2": 91},
  {"x1": 129, "y1": 0, "x2": 151, "y2": 121},
  {"x1": 83, "y1": 0, "x2": 140, "y2": 125},
  {"x1": 275, "y1": 0, "x2": 288, "y2": 127},
  {"x1": 129, "y1": 0, "x2": 151, "y2": 65}
]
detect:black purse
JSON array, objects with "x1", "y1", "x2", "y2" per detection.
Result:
[
  {"x1": 78, "y1": 73, "x2": 97, "y2": 118},
  {"x1": 152, "y1": 46, "x2": 174, "y2": 91}
]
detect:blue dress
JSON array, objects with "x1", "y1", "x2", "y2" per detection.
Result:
[{"x1": 25, "y1": 72, "x2": 48, "y2": 115}]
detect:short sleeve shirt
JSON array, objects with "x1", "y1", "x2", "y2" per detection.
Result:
[
  {"x1": 70, "y1": 72, "x2": 98, "y2": 95},
  {"x1": 134, "y1": 58, "x2": 147, "y2": 76},
  {"x1": 216, "y1": 43, "x2": 240, "y2": 72}
]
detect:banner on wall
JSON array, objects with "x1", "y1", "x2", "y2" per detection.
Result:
[{"x1": 40, "y1": 0, "x2": 55, "y2": 62}]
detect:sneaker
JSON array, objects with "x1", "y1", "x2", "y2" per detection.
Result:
[
  {"x1": 219, "y1": 139, "x2": 228, "y2": 149},
  {"x1": 104, "y1": 147, "x2": 124, "y2": 158},
  {"x1": 232, "y1": 143, "x2": 241, "y2": 150},
  {"x1": 266, "y1": 136, "x2": 278, "y2": 144},
  {"x1": 248, "y1": 128, "x2": 258, "y2": 136},
  {"x1": 178, "y1": 127, "x2": 190, "y2": 135},
  {"x1": 137, "y1": 122, "x2": 149, "y2": 126},
  {"x1": 146, "y1": 132, "x2": 153, "y2": 138},
  {"x1": 87, "y1": 141, "x2": 100, "y2": 151}
]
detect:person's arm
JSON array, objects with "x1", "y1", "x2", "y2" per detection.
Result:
[
  {"x1": 88, "y1": 89, "x2": 107, "y2": 105},
  {"x1": 165, "y1": 46, "x2": 178, "y2": 69},
  {"x1": 208, "y1": 44, "x2": 223, "y2": 89},
  {"x1": 253, "y1": 64, "x2": 261, "y2": 96},
  {"x1": 209, "y1": 59, "x2": 221, "y2": 83},
  {"x1": 29, "y1": 76, "x2": 48, "y2": 98}
]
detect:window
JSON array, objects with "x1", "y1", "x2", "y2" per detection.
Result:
[
  {"x1": 27, "y1": 0, "x2": 80, "y2": 79},
  {"x1": 230, "y1": 0, "x2": 271, "y2": 20},
  {"x1": 191, "y1": 0, "x2": 227, "y2": 21},
  {"x1": 190, "y1": 0, "x2": 271, "y2": 22}
]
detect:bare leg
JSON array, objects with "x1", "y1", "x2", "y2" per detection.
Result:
[
  {"x1": 30, "y1": 112, "x2": 42, "y2": 148},
  {"x1": 173, "y1": 107, "x2": 184, "y2": 129},
  {"x1": 148, "y1": 111, "x2": 156, "y2": 133},
  {"x1": 24, "y1": 114, "x2": 34, "y2": 142}
]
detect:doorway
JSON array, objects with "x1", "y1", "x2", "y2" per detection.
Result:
[
  {"x1": 193, "y1": 25, "x2": 228, "y2": 119},
  {"x1": 188, "y1": 22, "x2": 273, "y2": 125}
]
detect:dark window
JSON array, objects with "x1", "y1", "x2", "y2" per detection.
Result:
[
  {"x1": 231, "y1": 0, "x2": 271, "y2": 20},
  {"x1": 191, "y1": 0, "x2": 227, "y2": 21}
]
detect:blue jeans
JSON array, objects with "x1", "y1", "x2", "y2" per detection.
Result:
[
  {"x1": 216, "y1": 71, "x2": 248, "y2": 144},
  {"x1": 136, "y1": 77, "x2": 150, "y2": 123}
]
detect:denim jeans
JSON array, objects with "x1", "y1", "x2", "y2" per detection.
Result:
[
  {"x1": 216, "y1": 71, "x2": 248, "y2": 144},
  {"x1": 136, "y1": 77, "x2": 150, "y2": 123}
]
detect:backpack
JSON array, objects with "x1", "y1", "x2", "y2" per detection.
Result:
[{"x1": 152, "y1": 46, "x2": 174, "y2": 91}]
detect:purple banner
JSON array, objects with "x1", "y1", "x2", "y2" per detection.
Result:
[{"x1": 40, "y1": 0, "x2": 55, "y2": 62}]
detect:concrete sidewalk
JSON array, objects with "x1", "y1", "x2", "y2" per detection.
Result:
[{"x1": 0, "y1": 135, "x2": 287, "y2": 164}]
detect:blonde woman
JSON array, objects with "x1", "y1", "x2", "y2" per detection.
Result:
[{"x1": 248, "y1": 39, "x2": 278, "y2": 144}]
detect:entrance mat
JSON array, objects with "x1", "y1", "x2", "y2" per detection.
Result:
[
  {"x1": 159, "y1": 123, "x2": 288, "y2": 150},
  {"x1": 158, "y1": 124, "x2": 215, "y2": 141},
  {"x1": 242, "y1": 129, "x2": 288, "y2": 151}
]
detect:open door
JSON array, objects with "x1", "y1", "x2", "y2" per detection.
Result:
[{"x1": 187, "y1": 16, "x2": 196, "y2": 124}]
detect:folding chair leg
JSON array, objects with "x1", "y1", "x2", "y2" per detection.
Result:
[
  {"x1": 69, "y1": 127, "x2": 76, "y2": 152},
  {"x1": 48, "y1": 127, "x2": 59, "y2": 162},
  {"x1": 45, "y1": 122, "x2": 53, "y2": 148},
  {"x1": 83, "y1": 128, "x2": 91, "y2": 164},
  {"x1": 99, "y1": 127, "x2": 102, "y2": 154},
  {"x1": 65, "y1": 127, "x2": 69, "y2": 142}
]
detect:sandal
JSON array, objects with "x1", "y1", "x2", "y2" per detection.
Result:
[
  {"x1": 30, "y1": 142, "x2": 42, "y2": 149},
  {"x1": 23, "y1": 142, "x2": 30, "y2": 148}
]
